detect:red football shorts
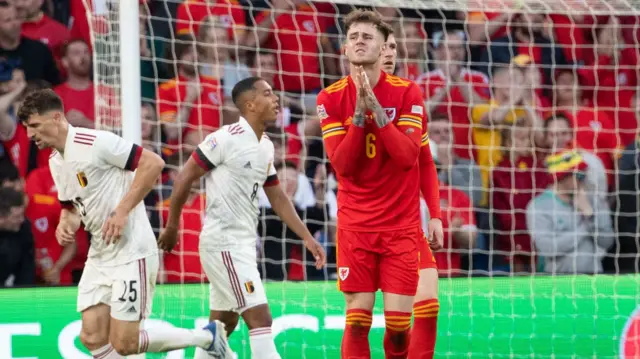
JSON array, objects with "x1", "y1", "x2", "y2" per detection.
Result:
[
  {"x1": 336, "y1": 226, "x2": 420, "y2": 296},
  {"x1": 419, "y1": 232, "x2": 438, "y2": 270}
]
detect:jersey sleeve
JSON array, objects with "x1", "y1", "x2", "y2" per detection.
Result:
[
  {"x1": 191, "y1": 130, "x2": 228, "y2": 171},
  {"x1": 49, "y1": 159, "x2": 73, "y2": 209},
  {"x1": 396, "y1": 83, "x2": 425, "y2": 134},
  {"x1": 93, "y1": 131, "x2": 143, "y2": 171},
  {"x1": 264, "y1": 146, "x2": 279, "y2": 187},
  {"x1": 419, "y1": 126, "x2": 442, "y2": 219}
]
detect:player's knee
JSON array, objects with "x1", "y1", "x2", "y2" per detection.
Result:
[
  {"x1": 220, "y1": 316, "x2": 240, "y2": 336},
  {"x1": 79, "y1": 329, "x2": 108, "y2": 351},
  {"x1": 110, "y1": 334, "x2": 140, "y2": 356},
  {"x1": 414, "y1": 268, "x2": 439, "y2": 302},
  {"x1": 344, "y1": 292, "x2": 375, "y2": 311}
]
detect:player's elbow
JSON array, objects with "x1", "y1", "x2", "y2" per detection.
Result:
[
  {"x1": 397, "y1": 148, "x2": 420, "y2": 170},
  {"x1": 140, "y1": 150, "x2": 166, "y2": 176}
]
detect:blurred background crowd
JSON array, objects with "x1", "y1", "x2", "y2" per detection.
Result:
[{"x1": 1, "y1": 0, "x2": 640, "y2": 288}]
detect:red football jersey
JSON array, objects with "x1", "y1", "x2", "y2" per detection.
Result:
[
  {"x1": 318, "y1": 71, "x2": 424, "y2": 231},
  {"x1": 3, "y1": 124, "x2": 51, "y2": 178},
  {"x1": 175, "y1": 0, "x2": 246, "y2": 41},
  {"x1": 159, "y1": 195, "x2": 207, "y2": 283}
]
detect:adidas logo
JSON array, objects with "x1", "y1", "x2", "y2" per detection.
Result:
[
  {"x1": 244, "y1": 162, "x2": 252, "y2": 169},
  {"x1": 127, "y1": 306, "x2": 137, "y2": 313}
]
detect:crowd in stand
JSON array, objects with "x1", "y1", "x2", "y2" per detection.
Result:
[{"x1": 1, "y1": 0, "x2": 639, "y2": 287}]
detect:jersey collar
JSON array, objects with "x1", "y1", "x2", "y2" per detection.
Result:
[
  {"x1": 61, "y1": 124, "x2": 76, "y2": 159},
  {"x1": 238, "y1": 117, "x2": 262, "y2": 142}
]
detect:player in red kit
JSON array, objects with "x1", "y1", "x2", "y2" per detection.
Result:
[
  {"x1": 317, "y1": 10, "x2": 441, "y2": 358},
  {"x1": 380, "y1": 30, "x2": 443, "y2": 359}
]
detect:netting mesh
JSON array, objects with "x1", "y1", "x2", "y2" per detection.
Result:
[{"x1": 80, "y1": 0, "x2": 640, "y2": 357}]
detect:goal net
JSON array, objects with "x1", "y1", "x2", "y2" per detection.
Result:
[{"x1": 82, "y1": 0, "x2": 640, "y2": 358}]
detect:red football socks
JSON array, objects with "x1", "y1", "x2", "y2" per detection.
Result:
[
  {"x1": 383, "y1": 310, "x2": 412, "y2": 359},
  {"x1": 342, "y1": 309, "x2": 373, "y2": 359},
  {"x1": 408, "y1": 299, "x2": 440, "y2": 359}
]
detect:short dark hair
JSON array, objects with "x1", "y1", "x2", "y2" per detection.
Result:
[
  {"x1": 275, "y1": 160, "x2": 297, "y2": 173},
  {"x1": 430, "y1": 113, "x2": 449, "y2": 122},
  {"x1": 231, "y1": 77, "x2": 264, "y2": 108},
  {"x1": 165, "y1": 34, "x2": 196, "y2": 78},
  {"x1": 0, "y1": 187, "x2": 24, "y2": 216},
  {"x1": 0, "y1": 160, "x2": 19, "y2": 185},
  {"x1": 544, "y1": 113, "x2": 572, "y2": 131},
  {"x1": 61, "y1": 38, "x2": 88, "y2": 57},
  {"x1": 344, "y1": 9, "x2": 391, "y2": 41},
  {"x1": 17, "y1": 89, "x2": 64, "y2": 123}
]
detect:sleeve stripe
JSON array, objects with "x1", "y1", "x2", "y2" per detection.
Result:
[
  {"x1": 60, "y1": 200, "x2": 74, "y2": 210},
  {"x1": 322, "y1": 130, "x2": 347, "y2": 139},
  {"x1": 400, "y1": 114, "x2": 422, "y2": 122},
  {"x1": 321, "y1": 122, "x2": 344, "y2": 132},
  {"x1": 125, "y1": 144, "x2": 143, "y2": 171},
  {"x1": 192, "y1": 148, "x2": 216, "y2": 171},
  {"x1": 421, "y1": 138, "x2": 430, "y2": 146},
  {"x1": 397, "y1": 120, "x2": 422, "y2": 130},
  {"x1": 264, "y1": 174, "x2": 280, "y2": 187},
  {"x1": 322, "y1": 126, "x2": 345, "y2": 136}
]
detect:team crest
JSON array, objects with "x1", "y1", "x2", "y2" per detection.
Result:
[
  {"x1": 35, "y1": 217, "x2": 48, "y2": 233},
  {"x1": 266, "y1": 161, "x2": 272, "y2": 176},
  {"x1": 244, "y1": 281, "x2": 255, "y2": 294},
  {"x1": 384, "y1": 108, "x2": 396, "y2": 121},
  {"x1": 208, "y1": 92, "x2": 220, "y2": 105},
  {"x1": 590, "y1": 120, "x2": 602, "y2": 131},
  {"x1": 338, "y1": 267, "x2": 349, "y2": 281},
  {"x1": 302, "y1": 20, "x2": 315, "y2": 32},
  {"x1": 76, "y1": 172, "x2": 88, "y2": 188}
]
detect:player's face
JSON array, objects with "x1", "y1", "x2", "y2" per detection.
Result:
[
  {"x1": 380, "y1": 34, "x2": 397, "y2": 75},
  {"x1": 345, "y1": 22, "x2": 384, "y2": 66},
  {"x1": 63, "y1": 41, "x2": 91, "y2": 77},
  {"x1": 0, "y1": 205, "x2": 25, "y2": 232},
  {"x1": 24, "y1": 111, "x2": 64, "y2": 149},
  {"x1": 250, "y1": 80, "x2": 279, "y2": 122},
  {"x1": 546, "y1": 118, "x2": 573, "y2": 151}
]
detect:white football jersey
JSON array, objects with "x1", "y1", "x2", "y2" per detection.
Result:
[
  {"x1": 193, "y1": 117, "x2": 278, "y2": 252},
  {"x1": 49, "y1": 125, "x2": 157, "y2": 266}
]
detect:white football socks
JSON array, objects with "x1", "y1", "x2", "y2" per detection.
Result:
[
  {"x1": 90, "y1": 344, "x2": 123, "y2": 359},
  {"x1": 249, "y1": 327, "x2": 281, "y2": 359},
  {"x1": 138, "y1": 327, "x2": 213, "y2": 352}
]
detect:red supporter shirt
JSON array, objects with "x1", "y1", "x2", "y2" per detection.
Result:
[
  {"x1": 434, "y1": 185, "x2": 475, "y2": 276},
  {"x1": 3, "y1": 124, "x2": 51, "y2": 178},
  {"x1": 157, "y1": 75, "x2": 222, "y2": 147},
  {"x1": 175, "y1": 0, "x2": 246, "y2": 41},
  {"x1": 25, "y1": 166, "x2": 89, "y2": 284},
  {"x1": 255, "y1": 3, "x2": 335, "y2": 92},
  {"x1": 54, "y1": 83, "x2": 95, "y2": 121},
  {"x1": 318, "y1": 72, "x2": 424, "y2": 231},
  {"x1": 21, "y1": 14, "x2": 70, "y2": 67},
  {"x1": 417, "y1": 68, "x2": 490, "y2": 160},
  {"x1": 159, "y1": 195, "x2": 207, "y2": 283}
]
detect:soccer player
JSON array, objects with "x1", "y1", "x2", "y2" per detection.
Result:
[
  {"x1": 158, "y1": 76, "x2": 327, "y2": 359},
  {"x1": 381, "y1": 29, "x2": 443, "y2": 359},
  {"x1": 18, "y1": 89, "x2": 229, "y2": 358},
  {"x1": 316, "y1": 10, "x2": 441, "y2": 358}
]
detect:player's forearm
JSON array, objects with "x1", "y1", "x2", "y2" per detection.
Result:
[
  {"x1": 115, "y1": 152, "x2": 165, "y2": 216},
  {"x1": 378, "y1": 124, "x2": 421, "y2": 169},
  {"x1": 60, "y1": 207, "x2": 80, "y2": 224},
  {"x1": 327, "y1": 125, "x2": 365, "y2": 177},
  {"x1": 420, "y1": 145, "x2": 442, "y2": 219},
  {"x1": 269, "y1": 188, "x2": 315, "y2": 241},
  {"x1": 165, "y1": 171, "x2": 193, "y2": 228},
  {"x1": 53, "y1": 241, "x2": 77, "y2": 271}
]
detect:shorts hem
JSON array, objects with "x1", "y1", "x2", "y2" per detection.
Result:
[
  {"x1": 77, "y1": 299, "x2": 110, "y2": 313},
  {"x1": 380, "y1": 288, "x2": 417, "y2": 296},
  {"x1": 420, "y1": 263, "x2": 438, "y2": 270},
  {"x1": 338, "y1": 223, "x2": 421, "y2": 233},
  {"x1": 338, "y1": 286, "x2": 378, "y2": 294}
]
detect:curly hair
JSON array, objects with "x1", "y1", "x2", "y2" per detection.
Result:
[{"x1": 17, "y1": 89, "x2": 64, "y2": 124}]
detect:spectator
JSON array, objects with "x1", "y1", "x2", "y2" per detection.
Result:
[
  {"x1": 158, "y1": 150, "x2": 207, "y2": 284},
  {"x1": 553, "y1": 69, "x2": 620, "y2": 187},
  {"x1": 175, "y1": 0, "x2": 246, "y2": 42},
  {"x1": 1, "y1": 77, "x2": 54, "y2": 178},
  {"x1": 417, "y1": 28, "x2": 489, "y2": 160},
  {"x1": 25, "y1": 165, "x2": 89, "y2": 283},
  {"x1": 395, "y1": 19, "x2": 427, "y2": 81},
  {"x1": 157, "y1": 34, "x2": 222, "y2": 150},
  {"x1": 245, "y1": 1, "x2": 337, "y2": 109},
  {"x1": 141, "y1": 102, "x2": 160, "y2": 153},
  {"x1": 613, "y1": 135, "x2": 640, "y2": 273},
  {"x1": 527, "y1": 150, "x2": 614, "y2": 274},
  {"x1": 544, "y1": 114, "x2": 608, "y2": 201},
  {"x1": 54, "y1": 39, "x2": 94, "y2": 128},
  {"x1": 258, "y1": 127, "x2": 316, "y2": 209},
  {"x1": 16, "y1": 0, "x2": 70, "y2": 70},
  {"x1": 198, "y1": 17, "x2": 251, "y2": 101},
  {"x1": 258, "y1": 161, "x2": 330, "y2": 281},
  {"x1": 0, "y1": 159, "x2": 24, "y2": 192},
  {"x1": 140, "y1": 1, "x2": 169, "y2": 103},
  {"x1": 422, "y1": 141, "x2": 478, "y2": 277},
  {"x1": 0, "y1": 1, "x2": 59, "y2": 85},
  {"x1": 490, "y1": 124, "x2": 550, "y2": 272},
  {"x1": 0, "y1": 186, "x2": 35, "y2": 287},
  {"x1": 471, "y1": 67, "x2": 541, "y2": 204},
  {"x1": 428, "y1": 113, "x2": 483, "y2": 207},
  {"x1": 478, "y1": 12, "x2": 568, "y2": 84}
]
